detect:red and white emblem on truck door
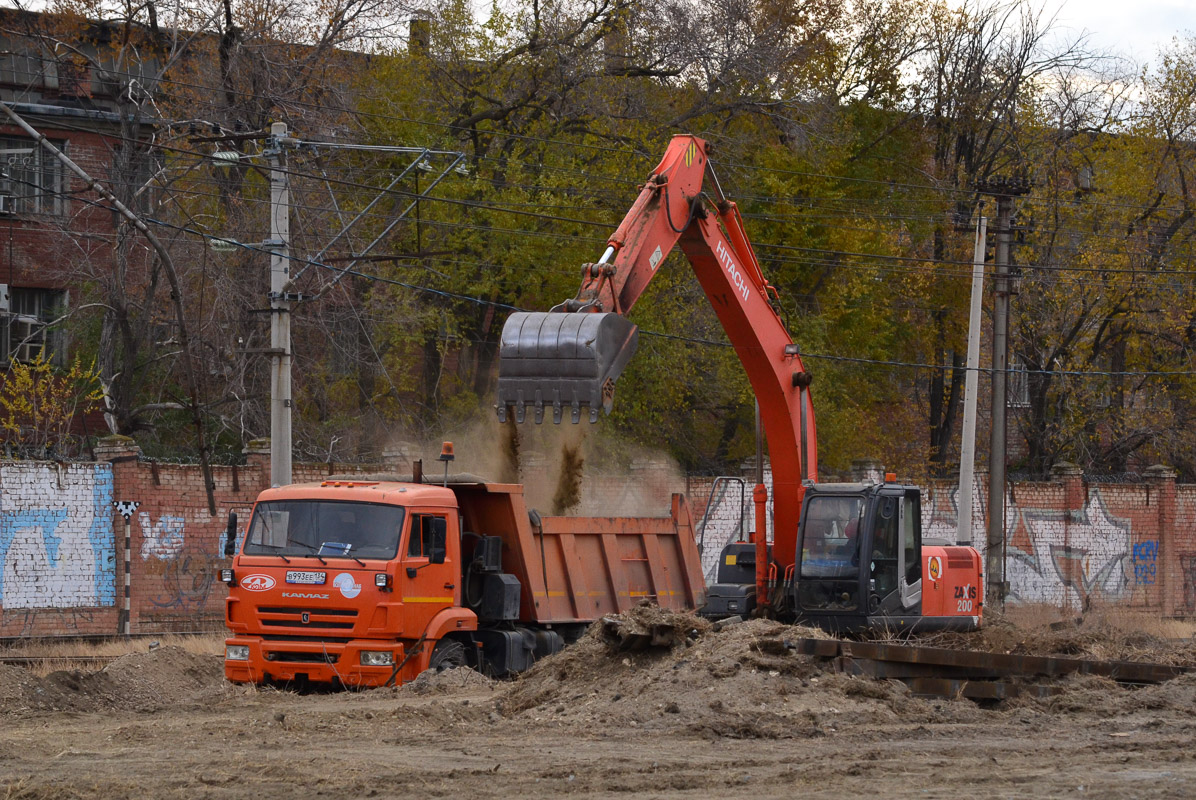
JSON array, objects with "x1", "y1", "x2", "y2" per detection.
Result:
[{"x1": 240, "y1": 574, "x2": 276, "y2": 591}]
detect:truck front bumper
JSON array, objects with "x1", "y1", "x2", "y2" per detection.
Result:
[{"x1": 224, "y1": 636, "x2": 411, "y2": 687}]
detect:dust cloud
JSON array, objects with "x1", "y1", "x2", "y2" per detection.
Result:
[
  {"x1": 550, "y1": 427, "x2": 586, "y2": 514},
  {"x1": 386, "y1": 409, "x2": 686, "y2": 519}
]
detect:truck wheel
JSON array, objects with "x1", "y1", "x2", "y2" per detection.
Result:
[{"x1": 428, "y1": 639, "x2": 467, "y2": 672}]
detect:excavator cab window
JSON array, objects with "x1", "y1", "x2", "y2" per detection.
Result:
[
  {"x1": 870, "y1": 496, "x2": 900, "y2": 600},
  {"x1": 898, "y1": 492, "x2": 922, "y2": 609},
  {"x1": 868, "y1": 492, "x2": 923, "y2": 614},
  {"x1": 797, "y1": 495, "x2": 864, "y2": 611}
]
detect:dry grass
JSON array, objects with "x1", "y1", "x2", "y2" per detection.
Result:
[
  {"x1": 0, "y1": 633, "x2": 226, "y2": 678},
  {"x1": 1001, "y1": 601, "x2": 1196, "y2": 640}
]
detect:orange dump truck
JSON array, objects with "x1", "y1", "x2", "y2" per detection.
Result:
[{"x1": 220, "y1": 474, "x2": 705, "y2": 687}]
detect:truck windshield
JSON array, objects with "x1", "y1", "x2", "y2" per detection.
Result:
[{"x1": 243, "y1": 501, "x2": 405, "y2": 559}]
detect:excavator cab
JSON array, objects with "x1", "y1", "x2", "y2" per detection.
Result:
[
  {"x1": 702, "y1": 480, "x2": 982, "y2": 634},
  {"x1": 793, "y1": 483, "x2": 922, "y2": 630},
  {"x1": 790, "y1": 481, "x2": 981, "y2": 633},
  {"x1": 495, "y1": 311, "x2": 639, "y2": 424}
]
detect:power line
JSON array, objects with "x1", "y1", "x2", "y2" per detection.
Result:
[
  {"x1": 26, "y1": 173, "x2": 1195, "y2": 384},
  {"x1": 5, "y1": 47, "x2": 1191, "y2": 221},
  {"x1": 19, "y1": 107, "x2": 1196, "y2": 277}
]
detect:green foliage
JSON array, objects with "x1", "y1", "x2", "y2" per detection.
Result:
[
  {"x1": 31, "y1": 0, "x2": 1196, "y2": 480},
  {"x1": 0, "y1": 354, "x2": 103, "y2": 458}
]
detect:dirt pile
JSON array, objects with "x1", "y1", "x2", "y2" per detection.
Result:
[
  {"x1": 402, "y1": 666, "x2": 496, "y2": 695},
  {"x1": 0, "y1": 646, "x2": 227, "y2": 714},
  {"x1": 498, "y1": 608, "x2": 966, "y2": 737},
  {"x1": 917, "y1": 612, "x2": 1196, "y2": 664}
]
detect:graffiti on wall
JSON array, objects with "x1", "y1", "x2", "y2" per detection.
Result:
[
  {"x1": 140, "y1": 513, "x2": 185, "y2": 560},
  {"x1": 140, "y1": 508, "x2": 251, "y2": 612},
  {"x1": 917, "y1": 482, "x2": 1138, "y2": 611},
  {"x1": 922, "y1": 480, "x2": 987, "y2": 544},
  {"x1": 1131, "y1": 540, "x2": 1159, "y2": 586},
  {"x1": 0, "y1": 464, "x2": 115, "y2": 610}
]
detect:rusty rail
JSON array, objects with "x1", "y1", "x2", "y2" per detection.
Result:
[{"x1": 784, "y1": 637, "x2": 1193, "y2": 700}]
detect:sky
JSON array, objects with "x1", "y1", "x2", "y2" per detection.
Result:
[{"x1": 1022, "y1": 0, "x2": 1195, "y2": 64}]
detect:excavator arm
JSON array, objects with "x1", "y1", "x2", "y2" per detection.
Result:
[{"x1": 496, "y1": 135, "x2": 816, "y2": 567}]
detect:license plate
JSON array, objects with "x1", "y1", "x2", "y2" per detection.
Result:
[{"x1": 286, "y1": 570, "x2": 326, "y2": 585}]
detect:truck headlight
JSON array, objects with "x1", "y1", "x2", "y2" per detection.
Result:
[
  {"x1": 219, "y1": 568, "x2": 235, "y2": 586},
  {"x1": 374, "y1": 573, "x2": 390, "y2": 589},
  {"x1": 226, "y1": 645, "x2": 250, "y2": 661},
  {"x1": 360, "y1": 650, "x2": 394, "y2": 666}
]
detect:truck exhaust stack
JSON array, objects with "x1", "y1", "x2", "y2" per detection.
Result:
[{"x1": 496, "y1": 311, "x2": 639, "y2": 424}]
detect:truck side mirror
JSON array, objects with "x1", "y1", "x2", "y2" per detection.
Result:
[
  {"x1": 224, "y1": 511, "x2": 238, "y2": 557},
  {"x1": 430, "y1": 517, "x2": 447, "y2": 564}
]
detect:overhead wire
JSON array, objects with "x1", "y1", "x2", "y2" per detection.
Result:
[
  {"x1": 19, "y1": 100, "x2": 1195, "y2": 276},
  {"x1": 93, "y1": 146, "x2": 1196, "y2": 280},
  {"x1": 4, "y1": 45, "x2": 1191, "y2": 220},
  {"x1": 42, "y1": 180, "x2": 1194, "y2": 381},
  {"x1": 0, "y1": 48, "x2": 1190, "y2": 383}
]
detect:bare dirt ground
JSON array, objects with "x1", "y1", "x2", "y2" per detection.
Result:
[{"x1": 3, "y1": 608, "x2": 1196, "y2": 799}]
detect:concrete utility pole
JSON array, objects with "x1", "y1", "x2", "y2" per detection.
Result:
[
  {"x1": 976, "y1": 176, "x2": 1030, "y2": 609},
  {"x1": 266, "y1": 122, "x2": 293, "y2": 487},
  {"x1": 956, "y1": 215, "x2": 987, "y2": 546}
]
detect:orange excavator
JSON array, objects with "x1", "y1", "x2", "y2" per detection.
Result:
[{"x1": 496, "y1": 135, "x2": 983, "y2": 633}]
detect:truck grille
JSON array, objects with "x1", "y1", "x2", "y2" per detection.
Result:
[
  {"x1": 269, "y1": 651, "x2": 341, "y2": 664},
  {"x1": 258, "y1": 606, "x2": 357, "y2": 616},
  {"x1": 257, "y1": 606, "x2": 358, "y2": 631}
]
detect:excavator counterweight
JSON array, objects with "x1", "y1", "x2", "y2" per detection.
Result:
[{"x1": 495, "y1": 311, "x2": 639, "y2": 424}]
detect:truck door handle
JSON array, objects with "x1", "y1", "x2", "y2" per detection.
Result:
[{"x1": 444, "y1": 583, "x2": 455, "y2": 589}]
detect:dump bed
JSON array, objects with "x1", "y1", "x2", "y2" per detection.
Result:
[{"x1": 452, "y1": 483, "x2": 706, "y2": 623}]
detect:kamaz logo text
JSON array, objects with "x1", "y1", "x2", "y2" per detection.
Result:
[
  {"x1": 282, "y1": 591, "x2": 329, "y2": 599},
  {"x1": 715, "y1": 240, "x2": 751, "y2": 303}
]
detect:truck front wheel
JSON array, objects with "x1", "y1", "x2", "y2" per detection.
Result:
[{"x1": 428, "y1": 638, "x2": 467, "y2": 672}]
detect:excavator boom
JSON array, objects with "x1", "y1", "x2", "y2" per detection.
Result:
[
  {"x1": 495, "y1": 135, "x2": 984, "y2": 633},
  {"x1": 495, "y1": 134, "x2": 816, "y2": 567}
]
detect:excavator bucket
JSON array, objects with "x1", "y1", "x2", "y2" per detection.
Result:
[{"x1": 496, "y1": 312, "x2": 639, "y2": 424}]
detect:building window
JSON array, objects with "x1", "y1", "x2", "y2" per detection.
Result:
[
  {"x1": 4, "y1": 288, "x2": 65, "y2": 364},
  {"x1": 56, "y1": 57, "x2": 93, "y2": 99},
  {"x1": 0, "y1": 136, "x2": 66, "y2": 215}
]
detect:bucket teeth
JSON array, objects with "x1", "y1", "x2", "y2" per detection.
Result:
[{"x1": 495, "y1": 311, "x2": 639, "y2": 424}]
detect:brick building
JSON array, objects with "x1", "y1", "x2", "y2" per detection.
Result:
[{"x1": 0, "y1": 10, "x2": 156, "y2": 369}]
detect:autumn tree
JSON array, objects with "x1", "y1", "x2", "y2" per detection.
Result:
[
  {"x1": 889, "y1": 0, "x2": 1095, "y2": 474},
  {"x1": 1010, "y1": 35, "x2": 1196, "y2": 476}
]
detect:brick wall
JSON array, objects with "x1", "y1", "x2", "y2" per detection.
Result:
[
  {"x1": 0, "y1": 122, "x2": 121, "y2": 292},
  {"x1": 691, "y1": 461, "x2": 1196, "y2": 615},
  {"x1": 3, "y1": 442, "x2": 1194, "y2": 638},
  {"x1": 0, "y1": 462, "x2": 115, "y2": 636}
]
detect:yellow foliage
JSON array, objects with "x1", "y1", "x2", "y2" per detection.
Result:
[{"x1": 0, "y1": 353, "x2": 103, "y2": 457}]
